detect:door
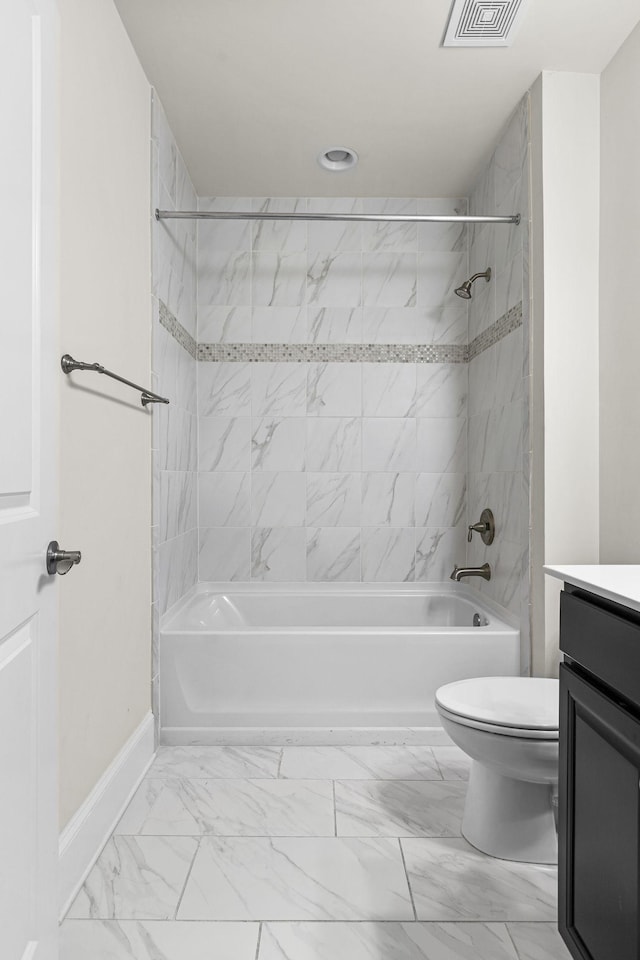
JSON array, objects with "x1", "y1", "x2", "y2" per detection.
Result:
[{"x1": 0, "y1": 1, "x2": 59, "y2": 958}]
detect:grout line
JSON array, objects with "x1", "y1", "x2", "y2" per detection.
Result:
[
  {"x1": 254, "y1": 921, "x2": 262, "y2": 960},
  {"x1": 62, "y1": 919, "x2": 559, "y2": 925},
  {"x1": 124, "y1": 774, "x2": 456, "y2": 782},
  {"x1": 398, "y1": 838, "x2": 418, "y2": 921},
  {"x1": 173, "y1": 836, "x2": 201, "y2": 919},
  {"x1": 62, "y1": 917, "x2": 556, "y2": 925},
  {"x1": 107, "y1": 825, "x2": 462, "y2": 836},
  {"x1": 114, "y1": 833, "x2": 465, "y2": 839}
]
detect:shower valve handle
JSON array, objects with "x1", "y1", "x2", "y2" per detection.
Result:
[
  {"x1": 468, "y1": 522, "x2": 486, "y2": 542},
  {"x1": 467, "y1": 509, "x2": 495, "y2": 545}
]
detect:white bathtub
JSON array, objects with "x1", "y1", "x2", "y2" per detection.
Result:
[{"x1": 160, "y1": 582, "x2": 520, "y2": 745}]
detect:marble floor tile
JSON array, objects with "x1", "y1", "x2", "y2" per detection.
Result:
[
  {"x1": 280, "y1": 745, "x2": 443, "y2": 780},
  {"x1": 506, "y1": 922, "x2": 572, "y2": 960},
  {"x1": 61, "y1": 740, "x2": 563, "y2": 954},
  {"x1": 335, "y1": 780, "x2": 466, "y2": 837},
  {"x1": 177, "y1": 836, "x2": 413, "y2": 920},
  {"x1": 259, "y1": 921, "x2": 520, "y2": 960},
  {"x1": 59, "y1": 919, "x2": 259, "y2": 960},
  {"x1": 115, "y1": 779, "x2": 164, "y2": 834},
  {"x1": 66, "y1": 836, "x2": 198, "y2": 920},
  {"x1": 432, "y1": 746, "x2": 471, "y2": 780},
  {"x1": 402, "y1": 838, "x2": 557, "y2": 921},
  {"x1": 117, "y1": 777, "x2": 335, "y2": 837},
  {"x1": 148, "y1": 745, "x2": 281, "y2": 779}
]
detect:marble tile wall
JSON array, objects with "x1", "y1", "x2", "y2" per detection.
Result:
[
  {"x1": 196, "y1": 197, "x2": 471, "y2": 582},
  {"x1": 465, "y1": 94, "x2": 531, "y2": 673},
  {"x1": 151, "y1": 92, "x2": 199, "y2": 721}
]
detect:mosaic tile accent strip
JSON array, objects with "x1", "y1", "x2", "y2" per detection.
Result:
[
  {"x1": 467, "y1": 302, "x2": 523, "y2": 362},
  {"x1": 159, "y1": 300, "x2": 197, "y2": 359},
  {"x1": 160, "y1": 299, "x2": 522, "y2": 364},
  {"x1": 197, "y1": 343, "x2": 468, "y2": 363}
]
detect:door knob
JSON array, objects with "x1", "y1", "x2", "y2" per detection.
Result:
[{"x1": 46, "y1": 540, "x2": 82, "y2": 576}]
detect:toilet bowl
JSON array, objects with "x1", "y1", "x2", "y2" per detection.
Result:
[{"x1": 435, "y1": 676, "x2": 559, "y2": 864}]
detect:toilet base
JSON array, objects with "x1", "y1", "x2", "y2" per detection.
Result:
[{"x1": 462, "y1": 761, "x2": 557, "y2": 864}]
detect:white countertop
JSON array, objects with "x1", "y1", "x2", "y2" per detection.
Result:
[{"x1": 545, "y1": 565, "x2": 640, "y2": 615}]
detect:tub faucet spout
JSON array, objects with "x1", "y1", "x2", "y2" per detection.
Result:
[{"x1": 450, "y1": 563, "x2": 491, "y2": 582}]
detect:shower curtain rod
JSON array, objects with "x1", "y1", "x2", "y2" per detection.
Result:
[{"x1": 155, "y1": 209, "x2": 520, "y2": 225}]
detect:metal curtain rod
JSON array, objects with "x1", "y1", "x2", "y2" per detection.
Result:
[
  {"x1": 155, "y1": 209, "x2": 520, "y2": 225},
  {"x1": 61, "y1": 354, "x2": 170, "y2": 407}
]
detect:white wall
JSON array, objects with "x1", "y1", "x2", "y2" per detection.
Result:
[
  {"x1": 58, "y1": 0, "x2": 152, "y2": 829},
  {"x1": 599, "y1": 22, "x2": 640, "y2": 561},
  {"x1": 529, "y1": 72, "x2": 600, "y2": 675}
]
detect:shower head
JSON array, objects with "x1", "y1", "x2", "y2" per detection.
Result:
[
  {"x1": 455, "y1": 268, "x2": 492, "y2": 300},
  {"x1": 454, "y1": 282, "x2": 473, "y2": 300}
]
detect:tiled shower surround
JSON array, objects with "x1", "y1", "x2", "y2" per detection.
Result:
[
  {"x1": 151, "y1": 89, "x2": 531, "y2": 655},
  {"x1": 465, "y1": 97, "x2": 531, "y2": 673},
  {"x1": 195, "y1": 197, "x2": 471, "y2": 585}
]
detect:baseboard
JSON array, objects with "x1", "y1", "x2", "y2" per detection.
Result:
[{"x1": 58, "y1": 712, "x2": 155, "y2": 919}]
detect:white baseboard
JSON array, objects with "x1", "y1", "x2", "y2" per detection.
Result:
[{"x1": 58, "y1": 712, "x2": 155, "y2": 919}]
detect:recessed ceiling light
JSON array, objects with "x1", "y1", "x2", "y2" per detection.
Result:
[
  {"x1": 317, "y1": 147, "x2": 358, "y2": 172},
  {"x1": 443, "y1": 0, "x2": 530, "y2": 47}
]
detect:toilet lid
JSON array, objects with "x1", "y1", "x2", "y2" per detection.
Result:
[{"x1": 435, "y1": 677, "x2": 559, "y2": 731}]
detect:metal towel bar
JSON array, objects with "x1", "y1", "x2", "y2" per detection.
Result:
[{"x1": 61, "y1": 354, "x2": 169, "y2": 407}]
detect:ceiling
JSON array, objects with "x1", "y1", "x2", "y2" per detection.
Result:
[{"x1": 114, "y1": 0, "x2": 640, "y2": 198}]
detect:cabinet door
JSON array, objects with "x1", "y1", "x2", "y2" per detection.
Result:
[{"x1": 559, "y1": 663, "x2": 640, "y2": 960}]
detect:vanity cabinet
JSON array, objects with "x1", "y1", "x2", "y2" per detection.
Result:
[{"x1": 559, "y1": 586, "x2": 640, "y2": 960}]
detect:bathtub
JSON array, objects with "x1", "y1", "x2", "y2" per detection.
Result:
[{"x1": 160, "y1": 582, "x2": 520, "y2": 745}]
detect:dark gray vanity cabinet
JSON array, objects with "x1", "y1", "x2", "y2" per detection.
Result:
[{"x1": 559, "y1": 586, "x2": 640, "y2": 960}]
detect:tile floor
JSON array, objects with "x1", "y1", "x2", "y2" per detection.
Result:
[{"x1": 60, "y1": 744, "x2": 571, "y2": 959}]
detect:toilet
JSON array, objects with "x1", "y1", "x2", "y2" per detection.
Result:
[{"x1": 435, "y1": 676, "x2": 559, "y2": 864}]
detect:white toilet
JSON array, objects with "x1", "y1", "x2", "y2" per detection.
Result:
[{"x1": 435, "y1": 676, "x2": 559, "y2": 864}]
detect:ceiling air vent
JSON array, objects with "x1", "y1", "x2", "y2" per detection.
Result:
[{"x1": 443, "y1": 0, "x2": 529, "y2": 47}]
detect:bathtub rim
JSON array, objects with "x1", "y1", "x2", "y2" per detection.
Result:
[{"x1": 161, "y1": 580, "x2": 519, "y2": 635}]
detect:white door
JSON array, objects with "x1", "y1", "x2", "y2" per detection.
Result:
[{"x1": 0, "y1": 1, "x2": 59, "y2": 958}]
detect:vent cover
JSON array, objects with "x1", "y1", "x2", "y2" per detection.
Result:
[{"x1": 443, "y1": 0, "x2": 529, "y2": 47}]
